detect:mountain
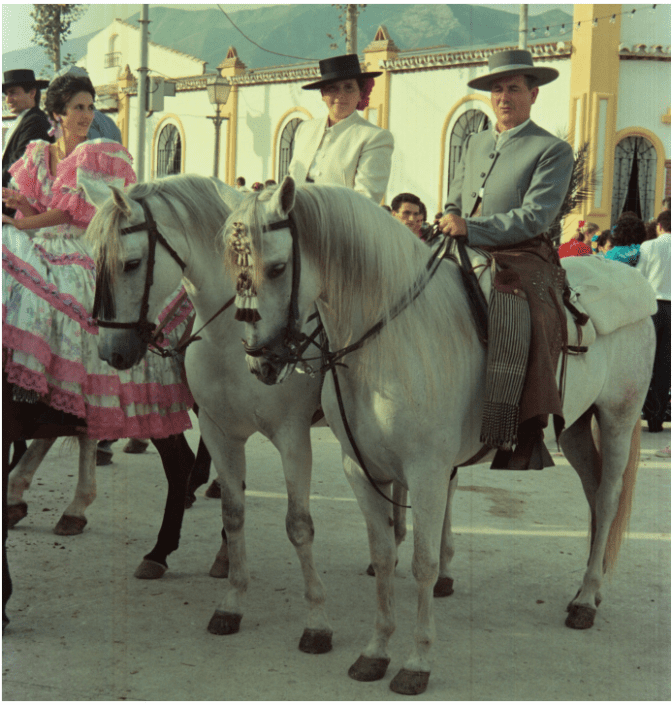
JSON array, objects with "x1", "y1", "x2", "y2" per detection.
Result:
[{"x1": 2, "y1": 5, "x2": 574, "y2": 80}]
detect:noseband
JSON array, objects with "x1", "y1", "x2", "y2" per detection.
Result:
[{"x1": 93, "y1": 198, "x2": 187, "y2": 345}]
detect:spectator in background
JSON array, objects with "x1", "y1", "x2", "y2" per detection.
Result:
[
  {"x1": 605, "y1": 215, "x2": 647, "y2": 266},
  {"x1": 558, "y1": 220, "x2": 597, "y2": 258},
  {"x1": 391, "y1": 192, "x2": 422, "y2": 237},
  {"x1": 644, "y1": 219, "x2": 658, "y2": 243},
  {"x1": 661, "y1": 196, "x2": 670, "y2": 212},
  {"x1": 381, "y1": 204, "x2": 392, "y2": 213},
  {"x1": 595, "y1": 229, "x2": 612, "y2": 256},
  {"x1": 235, "y1": 176, "x2": 250, "y2": 192},
  {"x1": 252, "y1": 182, "x2": 264, "y2": 192},
  {"x1": 3, "y1": 69, "x2": 51, "y2": 217},
  {"x1": 637, "y1": 210, "x2": 671, "y2": 441},
  {"x1": 264, "y1": 179, "x2": 277, "y2": 188}
]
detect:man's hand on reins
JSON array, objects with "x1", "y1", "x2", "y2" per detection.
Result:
[{"x1": 439, "y1": 213, "x2": 468, "y2": 238}]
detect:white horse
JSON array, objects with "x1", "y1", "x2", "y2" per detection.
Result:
[
  {"x1": 86, "y1": 174, "x2": 335, "y2": 654},
  {"x1": 223, "y1": 177, "x2": 655, "y2": 695}
]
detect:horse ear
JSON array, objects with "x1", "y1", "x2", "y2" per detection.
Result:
[
  {"x1": 213, "y1": 177, "x2": 244, "y2": 210},
  {"x1": 275, "y1": 176, "x2": 296, "y2": 217},
  {"x1": 79, "y1": 173, "x2": 116, "y2": 210},
  {"x1": 110, "y1": 186, "x2": 133, "y2": 218}
]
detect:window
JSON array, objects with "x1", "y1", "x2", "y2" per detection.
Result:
[
  {"x1": 278, "y1": 118, "x2": 302, "y2": 181},
  {"x1": 447, "y1": 109, "x2": 490, "y2": 193},
  {"x1": 156, "y1": 124, "x2": 182, "y2": 177},
  {"x1": 611, "y1": 136, "x2": 657, "y2": 223}
]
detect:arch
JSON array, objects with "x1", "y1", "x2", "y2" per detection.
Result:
[
  {"x1": 437, "y1": 94, "x2": 492, "y2": 212},
  {"x1": 271, "y1": 107, "x2": 313, "y2": 181},
  {"x1": 108, "y1": 33, "x2": 118, "y2": 54},
  {"x1": 151, "y1": 114, "x2": 186, "y2": 178},
  {"x1": 611, "y1": 126, "x2": 667, "y2": 222}
]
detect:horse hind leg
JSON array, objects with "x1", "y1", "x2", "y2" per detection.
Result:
[
  {"x1": 366, "y1": 480, "x2": 407, "y2": 577},
  {"x1": 434, "y1": 467, "x2": 459, "y2": 598},
  {"x1": 7, "y1": 437, "x2": 57, "y2": 528},
  {"x1": 54, "y1": 437, "x2": 97, "y2": 536},
  {"x1": 562, "y1": 407, "x2": 642, "y2": 630}
]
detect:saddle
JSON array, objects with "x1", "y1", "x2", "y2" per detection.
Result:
[{"x1": 451, "y1": 235, "x2": 594, "y2": 471}]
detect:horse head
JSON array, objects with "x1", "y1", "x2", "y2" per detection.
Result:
[{"x1": 224, "y1": 176, "x2": 320, "y2": 385}]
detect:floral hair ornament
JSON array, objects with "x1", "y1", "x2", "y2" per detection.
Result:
[
  {"x1": 356, "y1": 77, "x2": 375, "y2": 110},
  {"x1": 48, "y1": 116, "x2": 63, "y2": 140},
  {"x1": 231, "y1": 222, "x2": 261, "y2": 323}
]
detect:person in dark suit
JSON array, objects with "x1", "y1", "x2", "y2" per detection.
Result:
[{"x1": 3, "y1": 69, "x2": 52, "y2": 216}]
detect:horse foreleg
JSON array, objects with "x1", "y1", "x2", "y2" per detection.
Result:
[
  {"x1": 198, "y1": 410, "x2": 249, "y2": 636},
  {"x1": 134, "y1": 433, "x2": 194, "y2": 579},
  {"x1": 277, "y1": 426, "x2": 332, "y2": 654},
  {"x1": 435, "y1": 467, "x2": 459, "y2": 598},
  {"x1": 54, "y1": 437, "x2": 97, "y2": 536},
  {"x1": 7, "y1": 437, "x2": 57, "y2": 528},
  {"x1": 343, "y1": 455, "x2": 397, "y2": 683},
  {"x1": 185, "y1": 436, "x2": 211, "y2": 509},
  {"x1": 390, "y1": 468, "x2": 450, "y2": 696}
]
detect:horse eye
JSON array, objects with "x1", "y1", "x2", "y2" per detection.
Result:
[
  {"x1": 123, "y1": 259, "x2": 142, "y2": 273},
  {"x1": 267, "y1": 263, "x2": 286, "y2": 280}
]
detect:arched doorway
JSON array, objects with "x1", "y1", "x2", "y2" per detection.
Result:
[
  {"x1": 447, "y1": 109, "x2": 490, "y2": 194},
  {"x1": 156, "y1": 123, "x2": 182, "y2": 177},
  {"x1": 611, "y1": 135, "x2": 657, "y2": 223},
  {"x1": 278, "y1": 118, "x2": 302, "y2": 181}
]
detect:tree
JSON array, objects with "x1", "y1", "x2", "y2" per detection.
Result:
[
  {"x1": 548, "y1": 141, "x2": 598, "y2": 246},
  {"x1": 31, "y1": 4, "x2": 85, "y2": 74},
  {"x1": 327, "y1": 4, "x2": 366, "y2": 54}
]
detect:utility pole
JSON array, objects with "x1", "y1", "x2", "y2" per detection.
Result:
[
  {"x1": 137, "y1": 4, "x2": 149, "y2": 182},
  {"x1": 519, "y1": 4, "x2": 528, "y2": 50},
  {"x1": 346, "y1": 4, "x2": 358, "y2": 54}
]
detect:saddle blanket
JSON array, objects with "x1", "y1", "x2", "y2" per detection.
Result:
[{"x1": 561, "y1": 256, "x2": 658, "y2": 336}]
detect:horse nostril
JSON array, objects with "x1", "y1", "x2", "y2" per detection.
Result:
[{"x1": 111, "y1": 352, "x2": 125, "y2": 369}]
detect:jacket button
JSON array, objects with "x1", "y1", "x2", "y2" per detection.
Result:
[
  {"x1": 480, "y1": 172, "x2": 486, "y2": 177},
  {"x1": 471, "y1": 192, "x2": 477, "y2": 198},
  {"x1": 489, "y1": 153, "x2": 495, "y2": 158}
]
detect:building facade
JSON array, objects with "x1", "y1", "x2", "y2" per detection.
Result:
[{"x1": 5, "y1": 4, "x2": 668, "y2": 239}]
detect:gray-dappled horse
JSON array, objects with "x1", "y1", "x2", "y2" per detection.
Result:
[
  {"x1": 223, "y1": 176, "x2": 654, "y2": 695},
  {"x1": 86, "y1": 174, "x2": 336, "y2": 653}
]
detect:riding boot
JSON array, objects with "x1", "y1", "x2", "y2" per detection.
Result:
[{"x1": 490, "y1": 418, "x2": 554, "y2": 470}]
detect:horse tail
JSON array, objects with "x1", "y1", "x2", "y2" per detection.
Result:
[{"x1": 597, "y1": 419, "x2": 641, "y2": 575}]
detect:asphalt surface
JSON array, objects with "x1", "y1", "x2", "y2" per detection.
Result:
[{"x1": 2, "y1": 415, "x2": 670, "y2": 701}]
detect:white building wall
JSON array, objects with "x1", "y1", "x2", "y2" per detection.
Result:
[
  {"x1": 620, "y1": 3, "x2": 671, "y2": 47},
  {"x1": 617, "y1": 60, "x2": 670, "y2": 151}
]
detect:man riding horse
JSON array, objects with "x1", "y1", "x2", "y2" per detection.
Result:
[{"x1": 440, "y1": 49, "x2": 574, "y2": 470}]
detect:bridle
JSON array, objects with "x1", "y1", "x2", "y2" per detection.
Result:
[
  {"x1": 92, "y1": 198, "x2": 187, "y2": 345},
  {"x1": 241, "y1": 214, "x2": 311, "y2": 370}
]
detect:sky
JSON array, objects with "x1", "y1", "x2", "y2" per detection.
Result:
[{"x1": 1, "y1": 3, "x2": 574, "y2": 55}]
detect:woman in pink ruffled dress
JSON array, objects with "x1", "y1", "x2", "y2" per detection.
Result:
[{"x1": 2, "y1": 73, "x2": 193, "y2": 440}]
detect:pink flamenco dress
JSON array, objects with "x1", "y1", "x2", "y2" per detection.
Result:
[{"x1": 2, "y1": 138, "x2": 194, "y2": 439}]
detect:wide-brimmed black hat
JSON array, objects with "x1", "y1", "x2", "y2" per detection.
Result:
[
  {"x1": 467, "y1": 49, "x2": 559, "y2": 91},
  {"x1": 3, "y1": 69, "x2": 50, "y2": 94},
  {"x1": 302, "y1": 54, "x2": 382, "y2": 91}
]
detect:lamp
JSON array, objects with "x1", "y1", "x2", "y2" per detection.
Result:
[{"x1": 206, "y1": 75, "x2": 232, "y2": 177}]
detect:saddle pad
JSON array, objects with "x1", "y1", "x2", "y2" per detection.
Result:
[
  {"x1": 561, "y1": 256, "x2": 658, "y2": 336},
  {"x1": 464, "y1": 247, "x2": 596, "y2": 348}
]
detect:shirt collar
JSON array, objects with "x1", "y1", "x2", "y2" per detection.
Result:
[
  {"x1": 324, "y1": 110, "x2": 360, "y2": 134},
  {"x1": 492, "y1": 118, "x2": 531, "y2": 148}
]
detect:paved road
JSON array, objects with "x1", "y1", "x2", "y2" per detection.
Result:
[{"x1": 3, "y1": 416, "x2": 670, "y2": 700}]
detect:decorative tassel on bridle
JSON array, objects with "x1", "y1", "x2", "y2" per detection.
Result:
[{"x1": 231, "y1": 222, "x2": 262, "y2": 323}]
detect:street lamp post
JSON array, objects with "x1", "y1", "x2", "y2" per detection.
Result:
[{"x1": 206, "y1": 75, "x2": 232, "y2": 178}]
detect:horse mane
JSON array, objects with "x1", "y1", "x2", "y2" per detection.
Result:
[
  {"x1": 87, "y1": 174, "x2": 231, "y2": 280},
  {"x1": 225, "y1": 184, "x2": 476, "y2": 396}
]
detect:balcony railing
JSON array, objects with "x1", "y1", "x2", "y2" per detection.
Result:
[{"x1": 104, "y1": 52, "x2": 121, "y2": 69}]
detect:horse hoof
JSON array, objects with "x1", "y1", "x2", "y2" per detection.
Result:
[
  {"x1": 390, "y1": 668, "x2": 431, "y2": 695},
  {"x1": 7, "y1": 502, "x2": 28, "y2": 529},
  {"x1": 53, "y1": 515, "x2": 87, "y2": 536},
  {"x1": 134, "y1": 559, "x2": 167, "y2": 580},
  {"x1": 207, "y1": 610, "x2": 242, "y2": 635},
  {"x1": 299, "y1": 628, "x2": 333, "y2": 654},
  {"x1": 348, "y1": 655, "x2": 390, "y2": 682},
  {"x1": 434, "y1": 576, "x2": 454, "y2": 597},
  {"x1": 565, "y1": 604, "x2": 597, "y2": 630},
  {"x1": 204, "y1": 480, "x2": 221, "y2": 499},
  {"x1": 96, "y1": 449, "x2": 113, "y2": 466},
  {"x1": 209, "y1": 556, "x2": 229, "y2": 579}
]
